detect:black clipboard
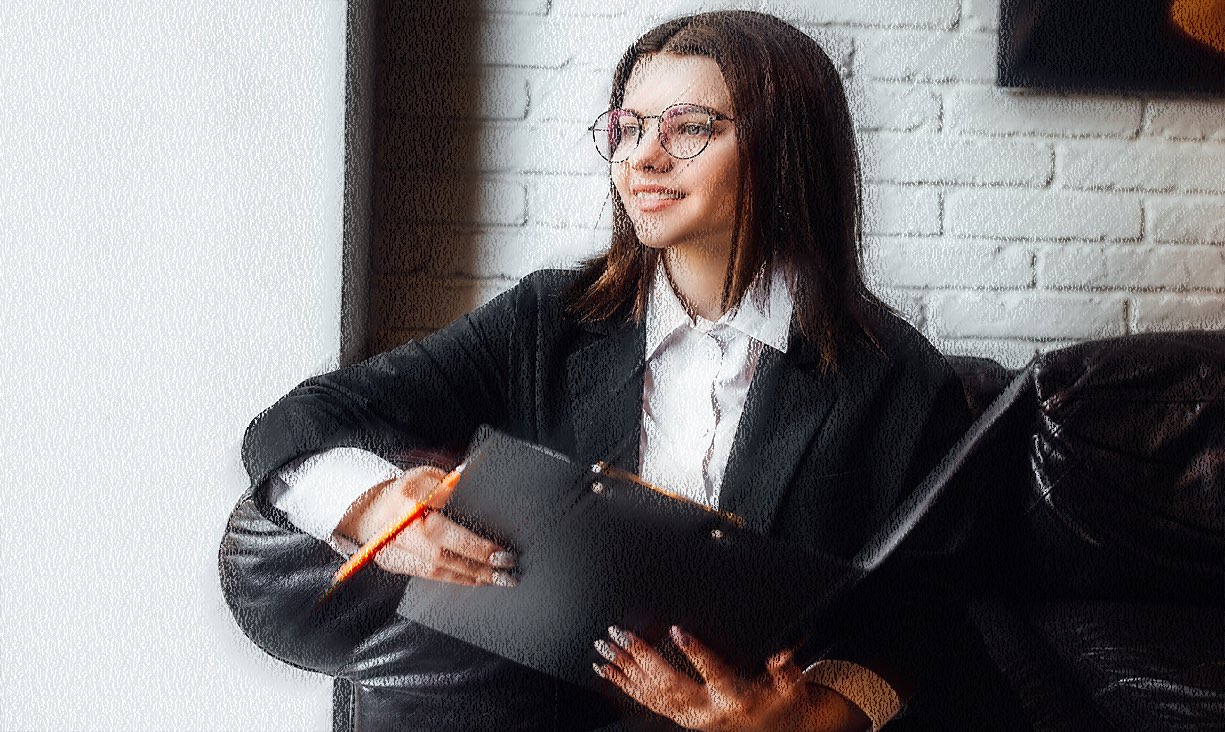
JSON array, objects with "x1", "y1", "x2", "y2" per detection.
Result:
[
  {"x1": 395, "y1": 366, "x2": 1033, "y2": 694},
  {"x1": 396, "y1": 429, "x2": 859, "y2": 693}
]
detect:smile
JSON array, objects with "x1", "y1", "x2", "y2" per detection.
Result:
[{"x1": 633, "y1": 191, "x2": 686, "y2": 212}]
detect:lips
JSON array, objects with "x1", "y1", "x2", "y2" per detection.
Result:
[{"x1": 630, "y1": 184, "x2": 686, "y2": 211}]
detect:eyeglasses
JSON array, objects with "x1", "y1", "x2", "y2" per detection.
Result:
[{"x1": 588, "y1": 103, "x2": 735, "y2": 163}]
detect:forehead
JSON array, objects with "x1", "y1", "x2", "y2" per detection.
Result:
[{"x1": 621, "y1": 53, "x2": 733, "y2": 114}]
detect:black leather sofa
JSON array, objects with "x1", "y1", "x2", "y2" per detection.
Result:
[
  {"x1": 944, "y1": 331, "x2": 1225, "y2": 730},
  {"x1": 219, "y1": 330, "x2": 1225, "y2": 730}
]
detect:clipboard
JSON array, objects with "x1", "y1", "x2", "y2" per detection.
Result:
[{"x1": 396, "y1": 428, "x2": 860, "y2": 694}]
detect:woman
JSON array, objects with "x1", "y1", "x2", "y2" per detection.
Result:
[{"x1": 232, "y1": 10, "x2": 987, "y2": 731}]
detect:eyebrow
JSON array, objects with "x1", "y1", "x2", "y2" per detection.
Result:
[{"x1": 620, "y1": 103, "x2": 732, "y2": 118}]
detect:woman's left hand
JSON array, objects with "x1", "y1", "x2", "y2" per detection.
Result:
[{"x1": 592, "y1": 625, "x2": 866, "y2": 731}]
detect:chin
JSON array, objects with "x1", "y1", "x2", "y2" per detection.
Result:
[{"x1": 629, "y1": 219, "x2": 696, "y2": 251}]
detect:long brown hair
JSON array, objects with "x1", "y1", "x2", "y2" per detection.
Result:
[{"x1": 565, "y1": 10, "x2": 887, "y2": 369}]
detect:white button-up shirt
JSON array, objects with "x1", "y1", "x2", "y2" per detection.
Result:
[
  {"x1": 263, "y1": 262, "x2": 895, "y2": 724},
  {"x1": 268, "y1": 262, "x2": 794, "y2": 537},
  {"x1": 639, "y1": 260, "x2": 792, "y2": 508}
]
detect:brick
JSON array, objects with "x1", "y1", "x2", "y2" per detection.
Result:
[
  {"x1": 373, "y1": 223, "x2": 438, "y2": 275},
  {"x1": 389, "y1": 122, "x2": 603, "y2": 175},
  {"x1": 372, "y1": 275, "x2": 513, "y2": 331},
  {"x1": 846, "y1": 81, "x2": 940, "y2": 132},
  {"x1": 1132, "y1": 295, "x2": 1225, "y2": 332},
  {"x1": 770, "y1": 0, "x2": 961, "y2": 29},
  {"x1": 946, "y1": 189, "x2": 1142, "y2": 241},
  {"x1": 479, "y1": 15, "x2": 569, "y2": 68},
  {"x1": 557, "y1": 15, "x2": 660, "y2": 68},
  {"x1": 962, "y1": 0, "x2": 1001, "y2": 31},
  {"x1": 1144, "y1": 100, "x2": 1225, "y2": 141},
  {"x1": 866, "y1": 238, "x2": 1034, "y2": 288},
  {"x1": 796, "y1": 26, "x2": 854, "y2": 76},
  {"x1": 861, "y1": 132, "x2": 1051, "y2": 186},
  {"x1": 376, "y1": 120, "x2": 484, "y2": 172},
  {"x1": 863, "y1": 185, "x2": 942, "y2": 236},
  {"x1": 1038, "y1": 245, "x2": 1225, "y2": 291},
  {"x1": 928, "y1": 292, "x2": 1127, "y2": 339},
  {"x1": 481, "y1": 0, "x2": 549, "y2": 14},
  {"x1": 1148, "y1": 198, "x2": 1225, "y2": 244},
  {"x1": 530, "y1": 175, "x2": 615, "y2": 228},
  {"x1": 533, "y1": 67, "x2": 614, "y2": 123},
  {"x1": 856, "y1": 31, "x2": 996, "y2": 83},
  {"x1": 381, "y1": 67, "x2": 529, "y2": 120},
  {"x1": 401, "y1": 226, "x2": 610, "y2": 279},
  {"x1": 925, "y1": 335, "x2": 1039, "y2": 369},
  {"x1": 549, "y1": 0, "x2": 749, "y2": 17},
  {"x1": 1059, "y1": 140, "x2": 1225, "y2": 193},
  {"x1": 947, "y1": 88, "x2": 1142, "y2": 138},
  {"x1": 379, "y1": 176, "x2": 527, "y2": 226}
]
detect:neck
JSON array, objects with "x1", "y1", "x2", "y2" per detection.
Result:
[{"x1": 662, "y1": 244, "x2": 730, "y2": 321}]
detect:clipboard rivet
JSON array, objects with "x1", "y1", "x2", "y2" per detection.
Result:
[
  {"x1": 710, "y1": 528, "x2": 724, "y2": 540},
  {"x1": 591, "y1": 481, "x2": 605, "y2": 494}
]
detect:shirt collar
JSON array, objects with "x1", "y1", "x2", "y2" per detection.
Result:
[{"x1": 645, "y1": 258, "x2": 794, "y2": 360}]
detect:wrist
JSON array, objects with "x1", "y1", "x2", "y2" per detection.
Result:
[
  {"x1": 803, "y1": 659, "x2": 900, "y2": 732},
  {"x1": 802, "y1": 682, "x2": 873, "y2": 732},
  {"x1": 335, "y1": 476, "x2": 399, "y2": 543}
]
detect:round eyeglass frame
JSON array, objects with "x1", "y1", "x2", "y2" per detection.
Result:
[{"x1": 588, "y1": 103, "x2": 736, "y2": 163}]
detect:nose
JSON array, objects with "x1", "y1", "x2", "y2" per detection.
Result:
[{"x1": 625, "y1": 117, "x2": 672, "y2": 171}]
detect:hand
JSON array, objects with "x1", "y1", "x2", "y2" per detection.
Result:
[
  {"x1": 336, "y1": 465, "x2": 518, "y2": 587},
  {"x1": 592, "y1": 625, "x2": 871, "y2": 731}
]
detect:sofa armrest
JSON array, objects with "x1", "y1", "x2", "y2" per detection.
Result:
[{"x1": 217, "y1": 485, "x2": 409, "y2": 677}]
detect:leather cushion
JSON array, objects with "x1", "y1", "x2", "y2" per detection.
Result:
[{"x1": 1022, "y1": 332, "x2": 1225, "y2": 601}]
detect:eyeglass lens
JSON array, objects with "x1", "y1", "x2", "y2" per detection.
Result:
[{"x1": 592, "y1": 105, "x2": 717, "y2": 162}]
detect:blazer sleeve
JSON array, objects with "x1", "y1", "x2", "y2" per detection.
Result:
[
  {"x1": 221, "y1": 275, "x2": 537, "y2": 677},
  {"x1": 240, "y1": 276, "x2": 528, "y2": 503},
  {"x1": 817, "y1": 357, "x2": 1014, "y2": 728}
]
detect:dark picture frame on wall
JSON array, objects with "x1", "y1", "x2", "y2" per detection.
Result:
[{"x1": 997, "y1": 0, "x2": 1225, "y2": 95}]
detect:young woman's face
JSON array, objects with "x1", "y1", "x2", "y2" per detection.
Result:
[{"x1": 611, "y1": 54, "x2": 739, "y2": 258}]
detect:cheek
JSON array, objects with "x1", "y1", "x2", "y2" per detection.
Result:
[
  {"x1": 714, "y1": 162, "x2": 740, "y2": 215},
  {"x1": 610, "y1": 169, "x2": 633, "y2": 210}
]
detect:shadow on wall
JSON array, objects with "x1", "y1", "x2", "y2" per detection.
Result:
[{"x1": 368, "y1": 0, "x2": 486, "y2": 358}]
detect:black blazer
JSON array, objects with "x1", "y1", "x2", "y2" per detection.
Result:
[{"x1": 239, "y1": 268, "x2": 999, "y2": 726}]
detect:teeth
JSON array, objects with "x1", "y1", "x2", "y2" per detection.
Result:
[{"x1": 636, "y1": 192, "x2": 684, "y2": 200}]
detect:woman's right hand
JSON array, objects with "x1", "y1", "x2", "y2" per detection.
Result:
[{"x1": 335, "y1": 465, "x2": 518, "y2": 587}]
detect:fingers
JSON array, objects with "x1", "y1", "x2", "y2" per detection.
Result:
[
  {"x1": 418, "y1": 510, "x2": 512, "y2": 568},
  {"x1": 373, "y1": 544, "x2": 480, "y2": 586},
  {"x1": 601, "y1": 625, "x2": 700, "y2": 697},
  {"x1": 376, "y1": 466, "x2": 518, "y2": 586},
  {"x1": 766, "y1": 647, "x2": 802, "y2": 688},
  {"x1": 669, "y1": 625, "x2": 735, "y2": 687},
  {"x1": 389, "y1": 516, "x2": 518, "y2": 587},
  {"x1": 594, "y1": 626, "x2": 707, "y2": 728}
]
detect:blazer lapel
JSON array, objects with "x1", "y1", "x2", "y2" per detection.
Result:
[
  {"x1": 565, "y1": 315, "x2": 646, "y2": 473},
  {"x1": 719, "y1": 331, "x2": 841, "y2": 534}
]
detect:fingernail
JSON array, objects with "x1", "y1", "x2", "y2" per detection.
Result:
[
  {"x1": 592, "y1": 662, "x2": 607, "y2": 678},
  {"x1": 489, "y1": 550, "x2": 517, "y2": 569},
  {"x1": 491, "y1": 570, "x2": 518, "y2": 588},
  {"x1": 669, "y1": 625, "x2": 689, "y2": 646},
  {"x1": 608, "y1": 625, "x2": 630, "y2": 648},
  {"x1": 594, "y1": 639, "x2": 617, "y2": 662}
]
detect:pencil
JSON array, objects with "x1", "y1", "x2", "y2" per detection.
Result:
[{"x1": 322, "y1": 462, "x2": 466, "y2": 601}]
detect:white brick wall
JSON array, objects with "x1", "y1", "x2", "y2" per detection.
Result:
[{"x1": 377, "y1": 0, "x2": 1225, "y2": 367}]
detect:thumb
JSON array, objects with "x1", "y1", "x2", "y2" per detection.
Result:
[
  {"x1": 766, "y1": 648, "x2": 801, "y2": 686},
  {"x1": 399, "y1": 465, "x2": 452, "y2": 506}
]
